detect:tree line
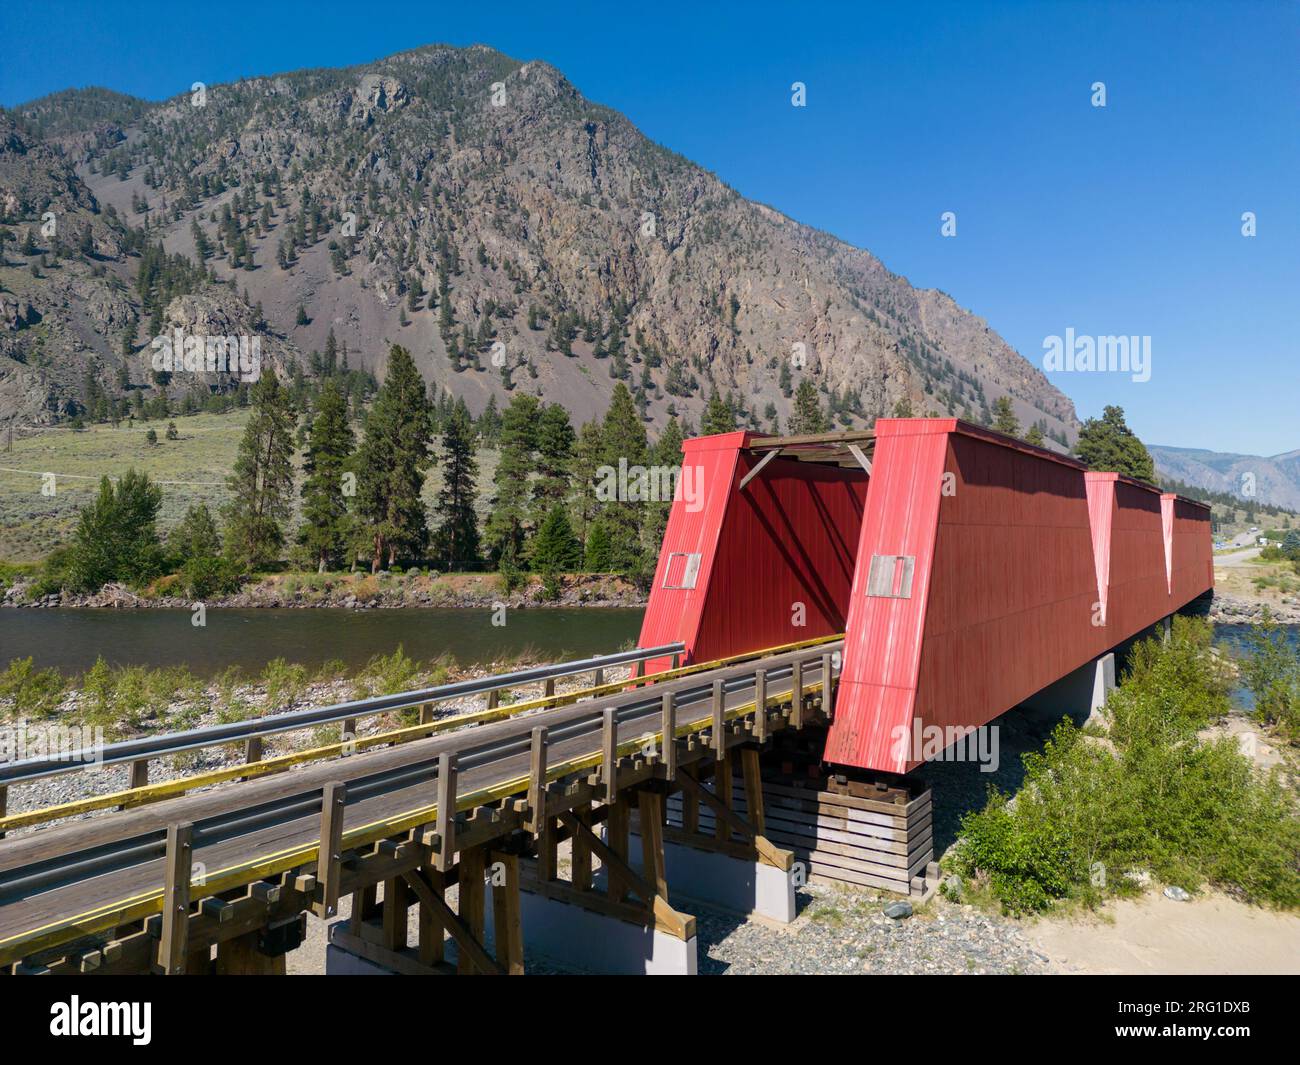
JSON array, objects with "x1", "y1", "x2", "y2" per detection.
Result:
[{"x1": 48, "y1": 345, "x2": 697, "y2": 597}]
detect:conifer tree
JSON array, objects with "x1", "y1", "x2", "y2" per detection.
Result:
[
  {"x1": 788, "y1": 379, "x2": 829, "y2": 434},
  {"x1": 354, "y1": 345, "x2": 434, "y2": 570},
  {"x1": 224, "y1": 374, "x2": 296, "y2": 568},
  {"x1": 991, "y1": 396, "x2": 1020, "y2": 437},
  {"x1": 299, "y1": 379, "x2": 355, "y2": 571},
  {"x1": 700, "y1": 389, "x2": 736, "y2": 435},
  {"x1": 530, "y1": 505, "x2": 582, "y2": 572},
  {"x1": 431, "y1": 400, "x2": 480, "y2": 569},
  {"x1": 533, "y1": 403, "x2": 575, "y2": 522},
  {"x1": 598, "y1": 383, "x2": 649, "y2": 571},
  {"x1": 484, "y1": 394, "x2": 540, "y2": 563}
]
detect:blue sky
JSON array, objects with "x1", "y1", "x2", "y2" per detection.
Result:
[{"x1": 2, "y1": 1, "x2": 1296, "y2": 454}]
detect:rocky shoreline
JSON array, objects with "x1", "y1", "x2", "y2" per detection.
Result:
[
  {"x1": 2, "y1": 571, "x2": 648, "y2": 611},
  {"x1": 6, "y1": 578, "x2": 1295, "y2": 624},
  {"x1": 1206, "y1": 591, "x2": 1300, "y2": 625}
]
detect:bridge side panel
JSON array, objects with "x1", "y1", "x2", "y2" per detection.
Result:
[
  {"x1": 637, "y1": 432, "x2": 748, "y2": 673},
  {"x1": 823, "y1": 420, "x2": 949, "y2": 772},
  {"x1": 1168, "y1": 494, "x2": 1215, "y2": 607}
]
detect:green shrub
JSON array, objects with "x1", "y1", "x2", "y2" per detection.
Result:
[
  {"x1": 0, "y1": 657, "x2": 67, "y2": 718},
  {"x1": 950, "y1": 617, "x2": 1300, "y2": 914},
  {"x1": 262, "y1": 657, "x2": 307, "y2": 709},
  {"x1": 1238, "y1": 611, "x2": 1300, "y2": 738}
]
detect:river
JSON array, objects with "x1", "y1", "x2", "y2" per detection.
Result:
[{"x1": 0, "y1": 607, "x2": 647, "y2": 676}]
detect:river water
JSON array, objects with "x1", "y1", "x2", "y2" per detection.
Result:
[{"x1": 0, "y1": 607, "x2": 648, "y2": 676}]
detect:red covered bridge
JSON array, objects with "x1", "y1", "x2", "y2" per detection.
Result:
[{"x1": 639, "y1": 418, "x2": 1214, "y2": 776}]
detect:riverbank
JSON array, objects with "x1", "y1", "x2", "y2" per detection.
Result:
[{"x1": 2, "y1": 570, "x2": 647, "y2": 610}]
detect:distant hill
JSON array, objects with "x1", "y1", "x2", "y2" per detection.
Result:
[
  {"x1": 1151, "y1": 443, "x2": 1300, "y2": 511},
  {"x1": 1, "y1": 43, "x2": 1077, "y2": 437}
]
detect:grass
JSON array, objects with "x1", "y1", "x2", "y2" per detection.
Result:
[
  {"x1": 0, "y1": 410, "x2": 501, "y2": 564},
  {"x1": 0, "y1": 647, "x2": 462, "y2": 740}
]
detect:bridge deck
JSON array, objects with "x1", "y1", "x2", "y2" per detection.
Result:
[{"x1": 0, "y1": 645, "x2": 835, "y2": 962}]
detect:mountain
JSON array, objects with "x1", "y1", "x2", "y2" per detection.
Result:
[
  {"x1": 1151, "y1": 444, "x2": 1300, "y2": 512},
  {"x1": 1, "y1": 43, "x2": 1079, "y2": 437}
]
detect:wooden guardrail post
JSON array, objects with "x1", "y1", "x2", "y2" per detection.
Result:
[
  {"x1": 711, "y1": 679, "x2": 725, "y2": 752},
  {"x1": 159, "y1": 821, "x2": 193, "y2": 974},
  {"x1": 435, "y1": 752, "x2": 457, "y2": 872},
  {"x1": 660, "y1": 691, "x2": 677, "y2": 779},
  {"x1": 821, "y1": 651, "x2": 835, "y2": 716},
  {"x1": 601, "y1": 708, "x2": 618, "y2": 803},
  {"x1": 753, "y1": 668, "x2": 768, "y2": 742},
  {"x1": 790, "y1": 658, "x2": 804, "y2": 729},
  {"x1": 317, "y1": 782, "x2": 347, "y2": 919}
]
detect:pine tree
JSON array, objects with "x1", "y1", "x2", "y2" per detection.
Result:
[
  {"x1": 1025, "y1": 421, "x2": 1046, "y2": 446},
  {"x1": 1074, "y1": 405, "x2": 1155, "y2": 483},
  {"x1": 571, "y1": 419, "x2": 605, "y2": 549},
  {"x1": 299, "y1": 379, "x2": 355, "y2": 571},
  {"x1": 991, "y1": 396, "x2": 1020, "y2": 437},
  {"x1": 646, "y1": 416, "x2": 685, "y2": 552},
  {"x1": 789, "y1": 379, "x2": 829, "y2": 434},
  {"x1": 598, "y1": 383, "x2": 649, "y2": 571},
  {"x1": 533, "y1": 403, "x2": 575, "y2": 521},
  {"x1": 354, "y1": 345, "x2": 434, "y2": 570},
  {"x1": 530, "y1": 505, "x2": 582, "y2": 572},
  {"x1": 583, "y1": 520, "x2": 613, "y2": 571},
  {"x1": 431, "y1": 400, "x2": 480, "y2": 568},
  {"x1": 484, "y1": 394, "x2": 540, "y2": 563},
  {"x1": 224, "y1": 374, "x2": 296, "y2": 569},
  {"x1": 701, "y1": 389, "x2": 736, "y2": 435}
]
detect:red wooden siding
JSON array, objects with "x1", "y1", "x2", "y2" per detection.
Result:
[
  {"x1": 637, "y1": 432, "x2": 868, "y2": 673},
  {"x1": 826, "y1": 419, "x2": 1214, "y2": 774}
]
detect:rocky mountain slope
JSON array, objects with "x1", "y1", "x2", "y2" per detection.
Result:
[
  {"x1": 1151, "y1": 443, "x2": 1300, "y2": 511},
  {"x1": 2, "y1": 43, "x2": 1078, "y2": 437}
]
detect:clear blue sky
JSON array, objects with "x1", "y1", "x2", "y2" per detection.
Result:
[{"x1": 2, "y1": 1, "x2": 1296, "y2": 455}]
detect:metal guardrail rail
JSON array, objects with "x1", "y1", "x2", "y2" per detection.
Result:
[{"x1": 0, "y1": 642, "x2": 685, "y2": 789}]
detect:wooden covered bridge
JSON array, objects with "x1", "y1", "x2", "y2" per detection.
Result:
[{"x1": 0, "y1": 419, "x2": 1212, "y2": 975}]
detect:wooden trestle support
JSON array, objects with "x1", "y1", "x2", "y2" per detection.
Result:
[{"x1": 13, "y1": 652, "x2": 933, "y2": 976}]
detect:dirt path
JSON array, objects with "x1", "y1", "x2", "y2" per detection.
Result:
[{"x1": 1030, "y1": 892, "x2": 1300, "y2": 974}]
